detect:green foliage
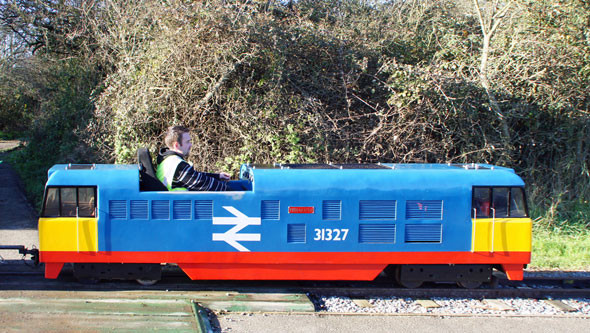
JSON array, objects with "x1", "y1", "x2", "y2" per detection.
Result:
[
  {"x1": 0, "y1": 59, "x2": 36, "y2": 133},
  {"x1": 530, "y1": 199, "x2": 590, "y2": 235},
  {"x1": 2, "y1": 56, "x2": 99, "y2": 208},
  {"x1": 0, "y1": 131, "x2": 18, "y2": 140},
  {"x1": 5, "y1": 148, "x2": 49, "y2": 211},
  {"x1": 78, "y1": 0, "x2": 587, "y2": 186},
  {"x1": 1, "y1": 1, "x2": 101, "y2": 208},
  {"x1": 1, "y1": 0, "x2": 589, "y2": 256}
]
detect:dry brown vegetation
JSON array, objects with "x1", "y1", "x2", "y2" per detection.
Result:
[{"x1": 1, "y1": 0, "x2": 589, "y2": 225}]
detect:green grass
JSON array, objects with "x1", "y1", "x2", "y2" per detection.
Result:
[
  {"x1": 531, "y1": 226, "x2": 590, "y2": 270},
  {"x1": 0, "y1": 130, "x2": 19, "y2": 140},
  {"x1": 529, "y1": 202, "x2": 590, "y2": 270}
]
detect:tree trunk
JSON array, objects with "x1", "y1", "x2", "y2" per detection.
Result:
[{"x1": 473, "y1": 0, "x2": 512, "y2": 151}]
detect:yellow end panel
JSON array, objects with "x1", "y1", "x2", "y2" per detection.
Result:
[
  {"x1": 39, "y1": 217, "x2": 98, "y2": 252},
  {"x1": 472, "y1": 218, "x2": 532, "y2": 252}
]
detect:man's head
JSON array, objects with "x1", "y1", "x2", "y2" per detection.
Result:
[{"x1": 164, "y1": 125, "x2": 192, "y2": 157}]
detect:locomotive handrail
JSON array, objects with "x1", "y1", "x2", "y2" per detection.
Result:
[
  {"x1": 471, "y1": 208, "x2": 477, "y2": 252},
  {"x1": 76, "y1": 206, "x2": 80, "y2": 253},
  {"x1": 490, "y1": 207, "x2": 496, "y2": 253}
]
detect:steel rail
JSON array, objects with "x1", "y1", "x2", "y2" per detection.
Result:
[
  {"x1": 0, "y1": 261, "x2": 588, "y2": 299},
  {"x1": 0, "y1": 273, "x2": 588, "y2": 300},
  {"x1": 303, "y1": 286, "x2": 590, "y2": 299},
  {"x1": 192, "y1": 301, "x2": 214, "y2": 333}
]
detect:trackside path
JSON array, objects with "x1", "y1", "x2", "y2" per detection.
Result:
[
  {"x1": 0, "y1": 291, "x2": 199, "y2": 331},
  {"x1": 0, "y1": 153, "x2": 39, "y2": 260},
  {"x1": 216, "y1": 314, "x2": 590, "y2": 333}
]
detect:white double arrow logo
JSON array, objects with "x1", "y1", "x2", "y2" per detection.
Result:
[{"x1": 212, "y1": 206, "x2": 261, "y2": 252}]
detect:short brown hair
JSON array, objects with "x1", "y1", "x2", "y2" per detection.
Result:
[{"x1": 164, "y1": 125, "x2": 190, "y2": 149}]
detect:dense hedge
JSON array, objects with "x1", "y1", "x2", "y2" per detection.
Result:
[{"x1": 1, "y1": 0, "x2": 589, "y2": 225}]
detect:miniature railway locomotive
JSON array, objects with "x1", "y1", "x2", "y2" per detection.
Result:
[{"x1": 38, "y1": 152, "x2": 531, "y2": 287}]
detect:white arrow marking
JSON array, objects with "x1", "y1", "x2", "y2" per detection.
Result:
[{"x1": 212, "y1": 206, "x2": 261, "y2": 252}]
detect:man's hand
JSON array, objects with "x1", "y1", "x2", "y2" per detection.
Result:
[{"x1": 219, "y1": 172, "x2": 231, "y2": 180}]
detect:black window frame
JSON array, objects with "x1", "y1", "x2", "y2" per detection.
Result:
[
  {"x1": 41, "y1": 186, "x2": 97, "y2": 218},
  {"x1": 471, "y1": 186, "x2": 528, "y2": 218}
]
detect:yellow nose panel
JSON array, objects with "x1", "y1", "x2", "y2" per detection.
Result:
[
  {"x1": 472, "y1": 218, "x2": 532, "y2": 252},
  {"x1": 39, "y1": 217, "x2": 98, "y2": 252}
]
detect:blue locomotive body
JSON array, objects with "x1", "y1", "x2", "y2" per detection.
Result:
[{"x1": 39, "y1": 162, "x2": 531, "y2": 284}]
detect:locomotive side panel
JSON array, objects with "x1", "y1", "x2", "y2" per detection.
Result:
[{"x1": 38, "y1": 163, "x2": 532, "y2": 281}]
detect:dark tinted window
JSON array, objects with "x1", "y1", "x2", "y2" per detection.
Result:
[
  {"x1": 473, "y1": 187, "x2": 491, "y2": 218},
  {"x1": 492, "y1": 187, "x2": 509, "y2": 218},
  {"x1": 78, "y1": 187, "x2": 96, "y2": 217},
  {"x1": 43, "y1": 188, "x2": 60, "y2": 216},
  {"x1": 60, "y1": 187, "x2": 77, "y2": 217},
  {"x1": 42, "y1": 187, "x2": 96, "y2": 217},
  {"x1": 472, "y1": 186, "x2": 528, "y2": 218},
  {"x1": 510, "y1": 188, "x2": 527, "y2": 217}
]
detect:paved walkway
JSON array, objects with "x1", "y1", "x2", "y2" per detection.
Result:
[
  {"x1": 216, "y1": 313, "x2": 590, "y2": 333},
  {"x1": 0, "y1": 147, "x2": 39, "y2": 260}
]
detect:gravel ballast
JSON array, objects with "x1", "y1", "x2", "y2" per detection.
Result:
[{"x1": 314, "y1": 295, "x2": 590, "y2": 316}]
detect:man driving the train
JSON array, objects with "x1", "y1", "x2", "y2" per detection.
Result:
[{"x1": 156, "y1": 125, "x2": 230, "y2": 191}]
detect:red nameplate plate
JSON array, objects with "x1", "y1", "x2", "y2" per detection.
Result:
[{"x1": 288, "y1": 206, "x2": 315, "y2": 214}]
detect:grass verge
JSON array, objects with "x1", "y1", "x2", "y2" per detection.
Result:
[
  {"x1": 3, "y1": 148, "x2": 48, "y2": 212},
  {"x1": 530, "y1": 224, "x2": 590, "y2": 270},
  {"x1": 529, "y1": 201, "x2": 590, "y2": 270}
]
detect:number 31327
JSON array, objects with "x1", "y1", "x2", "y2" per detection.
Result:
[{"x1": 313, "y1": 228, "x2": 349, "y2": 241}]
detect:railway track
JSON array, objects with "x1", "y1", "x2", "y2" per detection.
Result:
[
  {"x1": 1, "y1": 261, "x2": 589, "y2": 328},
  {"x1": 1, "y1": 260, "x2": 588, "y2": 300}
]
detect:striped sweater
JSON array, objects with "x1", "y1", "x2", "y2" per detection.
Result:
[{"x1": 157, "y1": 149, "x2": 228, "y2": 191}]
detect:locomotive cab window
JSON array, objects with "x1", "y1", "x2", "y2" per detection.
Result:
[
  {"x1": 509, "y1": 188, "x2": 527, "y2": 217},
  {"x1": 42, "y1": 186, "x2": 97, "y2": 217},
  {"x1": 472, "y1": 186, "x2": 528, "y2": 218}
]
